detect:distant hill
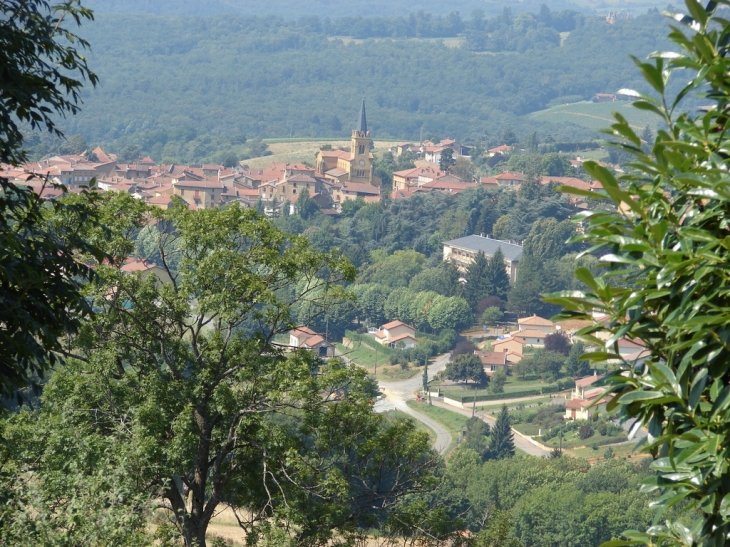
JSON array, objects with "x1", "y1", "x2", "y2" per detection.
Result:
[
  {"x1": 27, "y1": 8, "x2": 679, "y2": 164},
  {"x1": 86, "y1": 0, "x2": 667, "y2": 18}
]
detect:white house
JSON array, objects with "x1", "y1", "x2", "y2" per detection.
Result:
[{"x1": 374, "y1": 320, "x2": 418, "y2": 348}]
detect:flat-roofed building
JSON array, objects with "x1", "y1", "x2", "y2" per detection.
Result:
[{"x1": 443, "y1": 235, "x2": 523, "y2": 282}]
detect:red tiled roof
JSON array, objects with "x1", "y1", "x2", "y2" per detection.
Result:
[
  {"x1": 475, "y1": 351, "x2": 507, "y2": 366},
  {"x1": 389, "y1": 333, "x2": 418, "y2": 343},
  {"x1": 518, "y1": 314, "x2": 553, "y2": 327},
  {"x1": 341, "y1": 182, "x2": 380, "y2": 195},
  {"x1": 173, "y1": 178, "x2": 223, "y2": 189},
  {"x1": 382, "y1": 320, "x2": 414, "y2": 330},
  {"x1": 575, "y1": 373, "x2": 602, "y2": 388},
  {"x1": 120, "y1": 258, "x2": 157, "y2": 274}
]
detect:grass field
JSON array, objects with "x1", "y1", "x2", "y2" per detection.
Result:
[
  {"x1": 243, "y1": 139, "x2": 399, "y2": 169},
  {"x1": 529, "y1": 100, "x2": 658, "y2": 132},
  {"x1": 334, "y1": 342, "x2": 420, "y2": 381},
  {"x1": 566, "y1": 441, "x2": 644, "y2": 459}
]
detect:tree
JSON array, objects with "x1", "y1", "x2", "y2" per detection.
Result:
[
  {"x1": 485, "y1": 248, "x2": 511, "y2": 300},
  {"x1": 463, "y1": 251, "x2": 492, "y2": 309},
  {"x1": 549, "y1": 3, "x2": 730, "y2": 544},
  {"x1": 481, "y1": 306, "x2": 503, "y2": 326},
  {"x1": 2, "y1": 204, "x2": 438, "y2": 547},
  {"x1": 544, "y1": 332, "x2": 570, "y2": 355},
  {"x1": 462, "y1": 416, "x2": 490, "y2": 460},
  {"x1": 489, "y1": 405, "x2": 514, "y2": 460},
  {"x1": 453, "y1": 338, "x2": 478, "y2": 356},
  {"x1": 534, "y1": 351, "x2": 565, "y2": 381},
  {"x1": 427, "y1": 295, "x2": 472, "y2": 332},
  {"x1": 0, "y1": 0, "x2": 103, "y2": 397},
  {"x1": 0, "y1": 0, "x2": 97, "y2": 166},
  {"x1": 445, "y1": 354, "x2": 487, "y2": 385},
  {"x1": 475, "y1": 509, "x2": 524, "y2": 547},
  {"x1": 439, "y1": 148, "x2": 456, "y2": 172},
  {"x1": 296, "y1": 187, "x2": 319, "y2": 219},
  {"x1": 490, "y1": 368, "x2": 507, "y2": 394},
  {"x1": 451, "y1": 156, "x2": 477, "y2": 181},
  {"x1": 565, "y1": 341, "x2": 589, "y2": 378}
]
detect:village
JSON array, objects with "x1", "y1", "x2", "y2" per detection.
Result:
[{"x1": 1, "y1": 101, "x2": 606, "y2": 217}]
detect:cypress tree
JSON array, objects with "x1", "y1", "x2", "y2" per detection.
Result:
[
  {"x1": 463, "y1": 251, "x2": 492, "y2": 309},
  {"x1": 490, "y1": 405, "x2": 515, "y2": 460},
  {"x1": 485, "y1": 247, "x2": 511, "y2": 300}
]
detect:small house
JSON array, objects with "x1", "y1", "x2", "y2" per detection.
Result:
[{"x1": 374, "y1": 321, "x2": 418, "y2": 348}]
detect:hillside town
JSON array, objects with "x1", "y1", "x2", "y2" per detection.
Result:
[{"x1": 1, "y1": 100, "x2": 605, "y2": 217}]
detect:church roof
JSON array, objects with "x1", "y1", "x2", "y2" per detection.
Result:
[{"x1": 357, "y1": 98, "x2": 367, "y2": 133}]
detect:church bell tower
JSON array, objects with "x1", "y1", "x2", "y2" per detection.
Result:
[{"x1": 350, "y1": 98, "x2": 373, "y2": 184}]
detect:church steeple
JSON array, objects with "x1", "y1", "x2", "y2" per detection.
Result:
[
  {"x1": 350, "y1": 97, "x2": 373, "y2": 185},
  {"x1": 357, "y1": 97, "x2": 367, "y2": 134}
]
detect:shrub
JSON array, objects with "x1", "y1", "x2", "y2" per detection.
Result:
[{"x1": 579, "y1": 424, "x2": 594, "y2": 440}]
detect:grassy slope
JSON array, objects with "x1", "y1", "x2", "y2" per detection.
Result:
[
  {"x1": 244, "y1": 139, "x2": 398, "y2": 169},
  {"x1": 529, "y1": 100, "x2": 658, "y2": 131}
]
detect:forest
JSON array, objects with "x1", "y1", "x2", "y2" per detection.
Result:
[
  {"x1": 85, "y1": 0, "x2": 659, "y2": 19},
  {"x1": 26, "y1": 7, "x2": 678, "y2": 165}
]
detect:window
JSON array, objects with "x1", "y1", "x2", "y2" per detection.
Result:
[
  {"x1": 490, "y1": 365, "x2": 497, "y2": 372},
  {"x1": 292, "y1": 189, "x2": 296, "y2": 194},
  {"x1": 358, "y1": 145, "x2": 365, "y2": 155}
]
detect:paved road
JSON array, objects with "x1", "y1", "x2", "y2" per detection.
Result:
[
  {"x1": 429, "y1": 400, "x2": 550, "y2": 457},
  {"x1": 375, "y1": 353, "x2": 453, "y2": 454}
]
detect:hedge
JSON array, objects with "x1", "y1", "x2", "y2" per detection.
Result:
[
  {"x1": 344, "y1": 330, "x2": 396, "y2": 356},
  {"x1": 456, "y1": 385, "x2": 562, "y2": 403}
]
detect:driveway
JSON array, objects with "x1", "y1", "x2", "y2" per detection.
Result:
[{"x1": 375, "y1": 353, "x2": 452, "y2": 454}]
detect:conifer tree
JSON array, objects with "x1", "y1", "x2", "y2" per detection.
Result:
[
  {"x1": 490, "y1": 405, "x2": 515, "y2": 460},
  {"x1": 485, "y1": 247, "x2": 511, "y2": 299},
  {"x1": 463, "y1": 251, "x2": 492, "y2": 309}
]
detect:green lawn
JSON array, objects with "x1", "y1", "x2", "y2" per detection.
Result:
[
  {"x1": 566, "y1": 441, "x2": 644, "y2": 460},
  {"x1": 513, "y1": 423, "x2": 540, "y2": 436},
  {"x1": 540, "y1": 431, "x2": 627, "y2": 450},
  {"x1": 335, "y1": 343, "x2": 420, "y2": 381},
  {"x1": 406, "y1": 400, "x2": 469, "y2": 440},
  {"x1": 478, "y1": 396, "x2": 555, "y2": 412},
  {"x1": 529, "y1": 100, "x2": 658, "y2": 132}
]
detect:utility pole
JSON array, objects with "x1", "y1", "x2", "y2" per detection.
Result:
[
  {"x1": 472, "y1": 382, "x2": 477, "y2": 417},
  {"x1": 374, "y1": 343, "x2": 378, "y2": 377}
]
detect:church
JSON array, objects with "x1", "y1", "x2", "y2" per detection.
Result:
[{"x1": 315, "y1": 99, "x2": 381, "y2": 187}]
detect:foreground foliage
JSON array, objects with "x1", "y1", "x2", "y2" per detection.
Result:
[
  {"x1": 550, "y1": 1, "x2": 730, "y2": 544},
  {"x1": 0, "y1": 200, "x2": 438, "y2": 547}
]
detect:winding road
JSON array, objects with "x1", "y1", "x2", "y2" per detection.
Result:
[
  {"x1": 374, "y1": 353, "x2": 453, "y2": 454},
  {"x1": 373, "y1": 352, "x2": 550, "y2": 457}
]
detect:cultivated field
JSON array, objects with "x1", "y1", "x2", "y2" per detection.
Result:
[
  {"x1": 244, "y1": 139, "x2": 400, "y2": 169},
  {"x1": 529, "y1": 100, "x2": 658, "y2": 131}
]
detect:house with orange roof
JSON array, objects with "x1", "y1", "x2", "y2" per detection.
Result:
[
  {"x1": 374, "y1": 320, "x2": 417, "y2": 348},
  {"x1": 475, "y1": 350, "x2": 509, "y2": 375},
  {"x1": 509, "y1": 328, "x2": 548, "y2": 347},
  {"x1": 517, "y1": 314, "x2": 554, "y2": 334},
  {"x1": 565, "y1": 373, "x2": 608, "y2": 420},
  {"x1": 492, "y1": 335, "x2": 526, "y2": 357},
  {"x1": 289, "y1": 326, "x2": 335, "y2": 357},
  {"x1": 540, "y1": 176, "x2": 592, "y2": 191},
  {"x1": 392, "y1": 166, "x2": 447, "y2": 191},
  {"x1": 331, "y1": 181, "x2": 380, "y2": 204},
  {"x1": 120, "y1": 258, "x2": 173, "y2": 286},
  {"x1": 172, "y1": 177, "x2": 224, "y2": 209},
  {"x1": 487, "y1": 145, "x2": 514, "y2": 157}
]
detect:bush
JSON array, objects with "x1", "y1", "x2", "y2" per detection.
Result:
[{"x1": 579, "y1": 424, "x2": 594, "y2": 440}]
